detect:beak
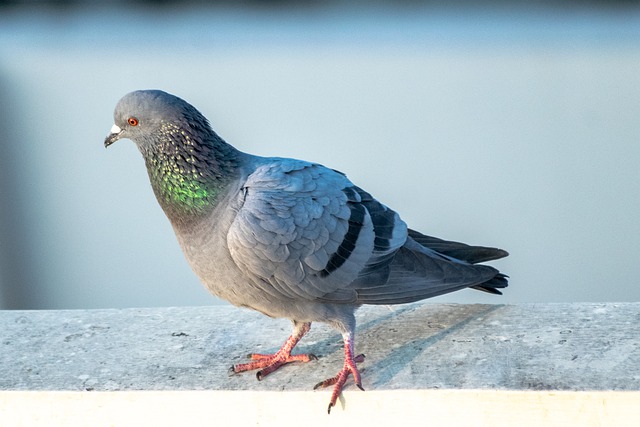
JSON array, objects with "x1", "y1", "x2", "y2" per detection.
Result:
[{"x1": 104, "y1": 124, "x2": 123, "y2": 148}]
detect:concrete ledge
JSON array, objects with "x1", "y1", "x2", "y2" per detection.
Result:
[
  {"x1": 1, "y1": 303, "x2": 639, "y2": 425},
  {"x1": 2, "y1": 390, "x2": 639, "y2": 427}
]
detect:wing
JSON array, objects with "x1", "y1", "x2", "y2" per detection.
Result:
[{"x1": 227, "y1": 159, "x2": 407, "y2": 303}]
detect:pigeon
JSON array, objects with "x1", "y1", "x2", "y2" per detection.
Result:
[{"x1": 104, "y1": 90, "x2": 509, "y2": 413}]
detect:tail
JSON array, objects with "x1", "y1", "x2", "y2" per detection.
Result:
[
  {"x1": 351, "y1": 229, "x2": 509, "y2": 305},
  {"x1": 408, "y1": 228, "x2": 509, "y2": 295},
  {"x1": 407, "y1": 229, "x2": 509, "y2": 263}
]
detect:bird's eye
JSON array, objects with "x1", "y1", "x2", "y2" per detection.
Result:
[{"x1": 128, "y1": 117, "x2": 139, "y2": 126}]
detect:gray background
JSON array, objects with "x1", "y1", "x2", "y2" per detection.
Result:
[{"x1": 0, "y1": 2, "x2": 639, "y2": 309}]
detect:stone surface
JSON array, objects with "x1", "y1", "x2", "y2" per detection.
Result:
[
  {"x1": 1, "y1": 303, "x2": 639, "y2": 393},
  {"x1": 2, "y1": 389, "x2": 639, "y2": 427}
]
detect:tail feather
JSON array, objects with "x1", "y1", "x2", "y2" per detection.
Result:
[
  {"x1": 408, "y1": 229, "x2": 509, "y2": 264},
  {"x1": 470, "y1": 273, "x2": 509, "y2": 295},
  {"x1": 352, "y1": 237, "x2": 508, "y2": 305}
]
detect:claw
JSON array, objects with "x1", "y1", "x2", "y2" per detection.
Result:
[{"x1": 313, "y1": 378, "x2": 329, "y2": 390}]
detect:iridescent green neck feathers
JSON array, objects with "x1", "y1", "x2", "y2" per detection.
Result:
[{"x1": 141, "y1": 121, "x2": 238, "y2": 220}]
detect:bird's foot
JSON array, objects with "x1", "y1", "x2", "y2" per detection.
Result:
[
  {"x1": 314, "y1": 353, "x2": 365, "y2": 414},
  {"x1": 229, "y1": 321, "x2": 315, "y2": 380},
  {"x1": 231, "y1": 350, "x2": 317, "y2": 380}
]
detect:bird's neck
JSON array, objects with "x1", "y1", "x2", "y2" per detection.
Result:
[{"x1": 141, "y1": 124, "x2": 240, "y2": 226}]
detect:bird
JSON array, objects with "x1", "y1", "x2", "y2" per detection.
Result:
[{"x1": 104, "y1": 89, "x2": 509, "y2": 413}]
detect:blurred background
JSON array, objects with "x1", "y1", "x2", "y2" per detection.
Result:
[{"x1": 0, "y1": 1, "x2": 639, "y2": 310}]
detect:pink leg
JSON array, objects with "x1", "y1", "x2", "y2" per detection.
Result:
[
  {"x1": 230, "y1": 321, "x2": 316, "y2": 380},
  {"x1": 313, "y1": 331, "x2": 365, "y2": 414}
]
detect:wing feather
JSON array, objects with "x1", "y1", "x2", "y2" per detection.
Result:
[{"x1": 227, "y1": 159, "x2": 405, "y2": 302}]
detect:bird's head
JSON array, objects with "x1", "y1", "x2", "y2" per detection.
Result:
[{"x1": 104, "y1": 90, "x2": 211, "y2": 150}]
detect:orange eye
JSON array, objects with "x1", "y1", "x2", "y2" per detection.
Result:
[{"x1": 127, "y1": 117, "x2": 139, "y2": 126}]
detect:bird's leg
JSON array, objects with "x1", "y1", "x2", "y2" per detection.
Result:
[
  {"x1": 230, "y1": 321, "x2": 316, "y2": 380},
  {"x1": 313, "y1": 331, "x2": 365, "y2": 414}
]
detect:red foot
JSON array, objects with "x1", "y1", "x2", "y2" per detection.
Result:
[
  {"x1": 229, "y1": 322, "x2": 315, "y2": 380},
  {"x1": 314, "y1": 353, "x2": 366, "y2": 414},
  {"x1": 231, "y1": 351, "x2": 317, "y2": 380}
]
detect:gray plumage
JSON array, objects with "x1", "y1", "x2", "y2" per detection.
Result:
[{"x1": 105, "y1": 89, "x2": 509, "y2": 413}]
